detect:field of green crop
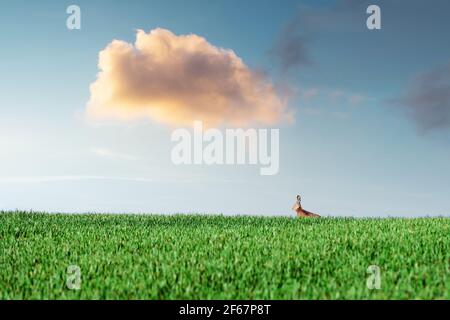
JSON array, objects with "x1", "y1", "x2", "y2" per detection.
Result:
[{"x1": 1, "y1": 213, "x2": 449, "y2": 299}]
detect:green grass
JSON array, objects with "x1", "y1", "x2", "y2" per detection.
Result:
[{"x1": 1, "y1": 213, "x2": 449, "y2": 299}]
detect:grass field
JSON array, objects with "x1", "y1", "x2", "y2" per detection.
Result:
[{"x1": 1, "y1": 212, "x2": 449, "y2": 299}]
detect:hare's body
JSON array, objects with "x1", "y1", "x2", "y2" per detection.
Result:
[{"x1": 292, "y1": 195, "x2": 320, "y2": 218}]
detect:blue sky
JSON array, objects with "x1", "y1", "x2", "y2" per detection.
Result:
[{"x1": 1, "y1": 0, "x2": 450, "y2": 216}]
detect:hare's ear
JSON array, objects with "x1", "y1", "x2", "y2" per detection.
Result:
[{"x1": 297, "y1": 195, "x2": 301, "y2": 200}]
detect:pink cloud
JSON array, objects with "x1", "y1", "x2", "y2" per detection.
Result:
[{"x1": 86, "y1": 28, "x2": 292, "y2": 127}]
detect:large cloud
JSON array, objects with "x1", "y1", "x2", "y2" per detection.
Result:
[
  {"x1": 86, "y1": 28, "x2": 291, "y2": 127},
  {"x1": 394, "y1": 62, "x2": 450, "y2": 132}
]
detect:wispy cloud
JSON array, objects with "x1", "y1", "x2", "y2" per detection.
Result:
[
  {"x1": 0, "y1": 175, "x2": 249, "y2": 185},
  {"x1": 348, "y1": 94, "x2": 366, "y2": 106},
  {"x1": 92, "y1": 148, "x2": 140, "y2": 161},
  {"x1": 302, "y1": 88, "x2": 320, "y2": 100},
  {"x1": 0, "y1": 176, "x2": 156, "y2": 183},
  {"x1": 328, "y1": 90, "x2": 366, "y2": 106},
  {"x1": 298, "y1": 87, "x2": 367, "y2": 119},
  {"x1": 328, "y1": 90, "x2": 345, "y2": 104},
  {"x1": 392, "y1": 61, "x2": 450, "y2": 133},
  {"x1": 269, "y1": 0, "x2": 371, "y2": 73},
  {"x1": 269, "y1": 17, "x2": 312, "y2": 72}
]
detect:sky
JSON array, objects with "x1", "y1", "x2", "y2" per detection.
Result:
[{"x1": 1, "y1": 0, "x2": 450, "y2": 217}]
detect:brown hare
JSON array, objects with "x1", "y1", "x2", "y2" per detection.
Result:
[{"x1": 292, "y1": 195, "x2": 321, "y2": 218}]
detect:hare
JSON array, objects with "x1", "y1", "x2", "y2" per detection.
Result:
[{"x1": 292, "y1": 195, "x2": 321, "y2": 218}]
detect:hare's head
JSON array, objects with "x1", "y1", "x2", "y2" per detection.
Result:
[
  {"x1": 295, "y1": 195, "x2": 302, "y2": 207},
  {"x1": 292, "y1": 194, "x2": 302, "y2": 212}
]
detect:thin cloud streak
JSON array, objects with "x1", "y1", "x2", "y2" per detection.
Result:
[
  {"x1": 0, "y1": 176, "x2": 157, "y2": 183},
  {"x1": 92, "y1": 148, "x2": 141, "y2": 161}
]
